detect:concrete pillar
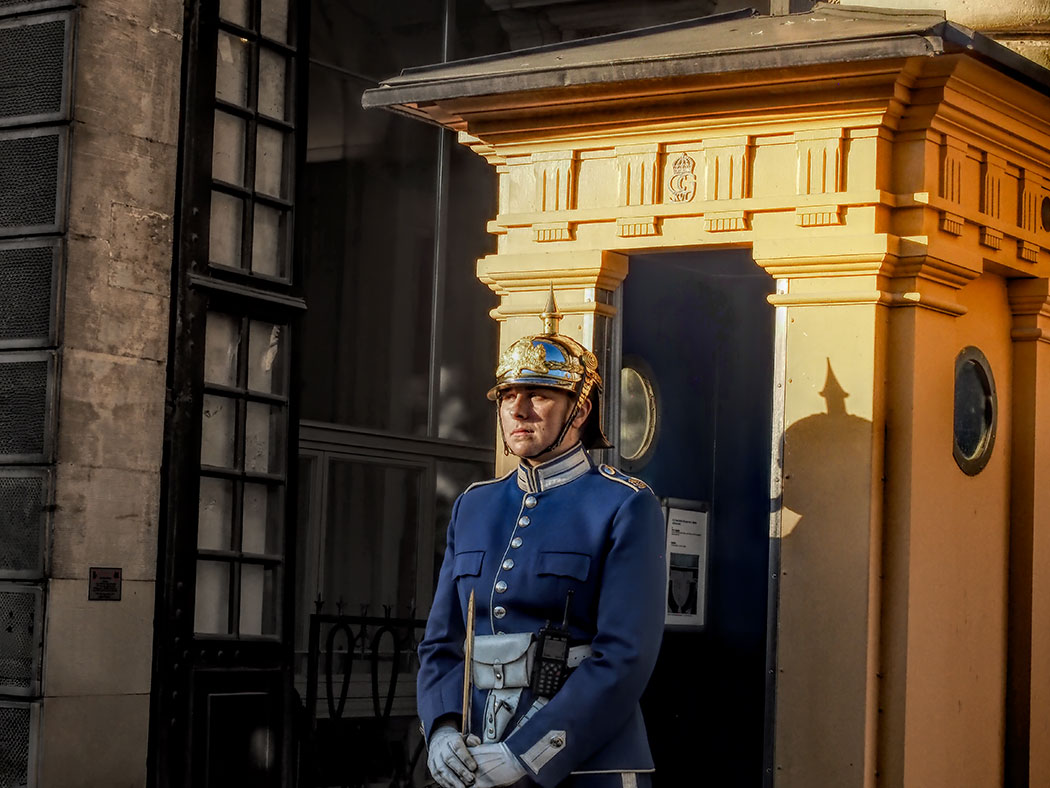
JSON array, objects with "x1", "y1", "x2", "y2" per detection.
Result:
[{"x1": 39, "y1": 1, "x2": 182, "y2": 785}]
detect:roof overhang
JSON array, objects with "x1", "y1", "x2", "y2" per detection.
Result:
[{"x1": 361, "y1": 3, "x2": 1050, "y2": 127}]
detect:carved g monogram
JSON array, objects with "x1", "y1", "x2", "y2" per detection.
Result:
[{"x1": 668, "y1": 152, "x2": 697, "y2": 203}]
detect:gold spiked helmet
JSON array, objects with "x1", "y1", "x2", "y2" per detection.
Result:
[{"x1": 488, "y1": 287, "x2": 612, "y2": 451}]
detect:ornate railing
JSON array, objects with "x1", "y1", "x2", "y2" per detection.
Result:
[{"x1": 300, "y1": 611, "x2": 430, "y2": 788}]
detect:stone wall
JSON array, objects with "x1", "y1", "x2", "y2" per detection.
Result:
[
  {"x1": 38, "y1": 1, "x2": 182, "y2": 785},
  {"x1": 838, "y1": 0, "x2": 1050, "y2": 68}
]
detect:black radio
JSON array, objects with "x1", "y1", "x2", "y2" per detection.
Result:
[{"x1": 530, "y1": 590, "x2": 574, "y2": 698}]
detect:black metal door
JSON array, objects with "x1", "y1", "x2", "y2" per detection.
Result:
[
  {"x1": 620, "y1": 250, "x2": 776, "y2": 788},
  {"x1": 149, "y1": 2, "x2": 309, "y2": 785}
]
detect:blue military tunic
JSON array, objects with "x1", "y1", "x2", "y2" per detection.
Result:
[{"x1": 417, "y1": 443, "x2": 666, "y2": 788}]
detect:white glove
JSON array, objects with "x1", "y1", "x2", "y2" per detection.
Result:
[
  {"x1": 468, "y1": 742, "x2": 527, "y2": 788},
  {"x1": 427, "y1": 722, "x2": 478, "y2": 788}
]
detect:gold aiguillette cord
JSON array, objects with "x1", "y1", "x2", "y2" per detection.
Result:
[{"x1": 462, "y1": 589, "x2": 475, "y2": 735}]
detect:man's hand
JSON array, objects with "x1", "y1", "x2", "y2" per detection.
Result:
[
  {"x1": 468, "y1": 742, "x2": 527, "y2": 788},
  {"x1": 427, "y1": 722, "x2": 478, "y2": 788}
]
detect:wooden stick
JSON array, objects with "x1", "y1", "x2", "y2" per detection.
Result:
[{"x1": 462, "y1": 589, "x2": 475, "y2": 734}]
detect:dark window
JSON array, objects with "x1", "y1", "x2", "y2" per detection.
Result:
[{"x1": 953, "y1": 346, "x2": 997, "y2": 475}]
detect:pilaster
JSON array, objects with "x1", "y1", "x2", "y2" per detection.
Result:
[
  {"x1": 1006, "y1": 277, "x2": 1050, "y2": 788},
  {"x1": 754, "y1": 248, "x2": 892, "y2": 788}
]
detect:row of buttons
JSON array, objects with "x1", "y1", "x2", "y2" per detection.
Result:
[{"x1": 493, "y1": 495, "x2": 539, "y2": 620}]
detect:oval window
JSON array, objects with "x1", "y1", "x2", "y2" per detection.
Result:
[
  {"x1": 952, "y1": 346, "x2": 996, "y2": 475},
  {"x1": 619, "y1": 364, "x2": 657, "y2": 464}
]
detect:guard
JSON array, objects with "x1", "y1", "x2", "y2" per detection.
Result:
[{"x1": 418, "y1": 290, "x2": 666, "y2": 788}]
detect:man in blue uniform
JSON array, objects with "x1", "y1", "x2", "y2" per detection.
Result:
[{"x1": 418, "y1": 292, "x2": 666, "y2": 788}]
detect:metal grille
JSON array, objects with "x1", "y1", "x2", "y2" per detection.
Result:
[
  {"x1": 0, "y1": 586, "x2": 41, "y2": 694},
  {"x1": 0, "y1": 245, "x2": 53, "y2": 345},
  {"x1": 0, "y1": 132, "x2": 61, "y2": 234},
  {"x1": 0, "y1": 702, "x2": 31, "y2": 787},
  {"x1": 0, "y1": 18, "x2": 67, "y2": 122},
  {"x1": 0, "y1": 473, "x2": 45, "y2": 576},
  {"x1": 0, "y1": 358, "x2": 49, "y2": 459},
  {"x1": 0, "y1": 0, "x2": 66, "y2": 15}
]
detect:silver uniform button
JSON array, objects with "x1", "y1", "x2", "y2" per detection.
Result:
[
  {"x1": 495, "y1": 581, "x2": 508, "y2": 593},
  {"x1": 550, "y1": 735, "x2": 564, "y2": 748},
  {"x1": 493, "y1": 606, "x2": 506, "y2": 618},
  {"x1": 518, "y1": 516, "x2": 531, "y2": 527},
  {"x1": 502, "y1": 558, "x2": 515, "y2": 570},
  {"x1": 511, "y1": 537, "x2": 523, "y2": 548},
  {"x1": 524, "y1": 495, "x2": 538, "y2": 508}
]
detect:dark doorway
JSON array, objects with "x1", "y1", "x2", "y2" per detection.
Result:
[{"x1": 622, "y1": 250, "x2": 775, "y2": 787}]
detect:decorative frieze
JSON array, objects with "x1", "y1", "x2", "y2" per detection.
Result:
[
  {"x1": 616, "y1": 144, "x2": 660, "y2": 207},
  {"x1": 796, "y1": 206, "x2": 843, "y2": 228},
  {"x1": 794, "y1": 129, "x2": 844, "y2": 227},
  {"x1": 616, "y1": 217, "x2": 659, "y2": 238},
  {"x1": 705, "y1": 211, "x2": 748, "y2": 232},
  {"x1": 533, "y1": 222, "x2": 573, "y2": 243},
  {"x1": 938, "y1": 135, "x2": 967, "y2": 205},
  {"x1": 980, "y1": 227, "x2": 1003, "y2": 250},
  {"x1": 1018, "y1": 240, "x2": 1039, "y2": 263},
  {"x1": 1018, "y1": 170, "x2": 1039, "y2": 234},
  {"x1": 980, "y1": 152, "x2": 1004, "y2": 219},
  {"x1": 533, "y1": 150, "x2": 577, "y2": 212},
  {"x1": 705, "y1": 136, "x2": 750, "y2": 201},
  {"x1": 532, "y1": 150, "x2": 577, "y2": 242},
  {"x1": 704, "y1": 136, "x2": 751, "y2": 232},
  {"x1": 940, "y1": 212, "x2": 964, "y2": 236}
]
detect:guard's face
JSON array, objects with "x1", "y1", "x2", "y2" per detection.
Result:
[{"x1": 498, "y1": 385, "x2": 587, "y2": 463}]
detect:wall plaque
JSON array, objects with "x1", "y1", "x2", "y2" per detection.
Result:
[{"x1": 88, "y1": 567, "x2": 122, "y2": 601}]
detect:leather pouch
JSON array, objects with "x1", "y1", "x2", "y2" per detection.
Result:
[{"x1": 472, "y1": 633, "x2": 534, "y2": 690}]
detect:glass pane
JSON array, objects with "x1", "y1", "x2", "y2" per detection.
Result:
[
  {"x1": 432, "y1": 460, "x2": 493, "y2": 595},
  {"x1": 213, "y1": 111, "x2": 246, "y2": 186},
  {"x1": 210, "y1": 191, "x2": 243, "y2": 268},
  {"x1": 440, "y1": 142, "x2": 499, "y2": 443},
  {"x1": 954, "y1": 359, "x2": 990, "y2": 459},
  {"x1": 250, "y1": 203, "x2": 287, "y2": 278},
  {"x1": 248, "y1": 320, "x2": 286, "y2": 394},
  {"x1": 294, "y1": 455, "x2": 318, "y2": 668},
  {"x1": 194, "y1": 560, "x2": 230, "y2": 634},
  {"x1": 201, "y1": 395, "x2": 237, "y2": 468},
  {"x1": 299, "y1": 61, "x2": 436, "y2": 430},
  {"x1": 243, "y1": 482, "x2": 283, "y2": 555},
  {"x1": 204, "y1": 312, "x2": 241, "y2": 387},
  {"x1": 198, "y1": 477, "x2": 234, "y2": 550},
  {"x1": 216, "y1": 31, "x2": 249, "y2": 106},
  {"x1": 255, "y1": 126, "x2": 286, "y2": 198},
  {"x1": 310, "y1": 1, "x2": 441, "y2": 79},
  {"x1": 324, "y1": 460, "x2": 422, "y2": 618},
  {"x1": 245, "y1": 402, "x2": 284, "y2": 474},
  {"x1": 258, "y1": 49, "x2": 287, "y2": 120},
  {"x1": 219, "y1": 0, "x2": 249, "y2": 27},
  {"x1": 260, "y1": 0, "x2": 289, "y2": 42},
  {"x1": 240, "y1": 564, "x2": 279, "y2": 636}
]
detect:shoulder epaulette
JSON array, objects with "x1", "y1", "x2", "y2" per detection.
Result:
[
  {"x1": 463, "y1": 468, "x2": 515, "y2": 494},
  {"x1": 598, "y1": 463, "x2": 650, "y2": 492}
]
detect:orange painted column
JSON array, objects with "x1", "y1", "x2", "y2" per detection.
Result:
[
  {"x1": 879, "y1": 273, "x2": 1012, "y2": 787},
  {"x1": 1006, "y1": 278, "x2": 1050, "y2": 788},
  {"x1": 755, "y1": 257, "x2": 892, "y2": 788}
]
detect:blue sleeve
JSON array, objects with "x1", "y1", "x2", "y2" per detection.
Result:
[
  {"x1": 416, "y1": 495, "x2": 467, "y2": 740},
  {"x1": 504, "y1": 490, "x2": 666, "y2": 787}
]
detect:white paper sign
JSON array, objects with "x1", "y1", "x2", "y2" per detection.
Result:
[{"x1": 664, "y1": 506, "x2": 709, "y2": 628}]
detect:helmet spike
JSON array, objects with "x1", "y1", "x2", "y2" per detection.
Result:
[{"x1": 540, "y1": 284, "x2": 563, "y2": 335}]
